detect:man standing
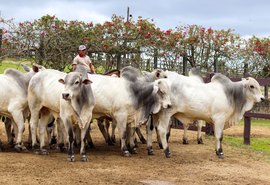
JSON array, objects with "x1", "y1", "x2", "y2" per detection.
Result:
[{"x1": 72, "y1": 45, "x2": 96, "y2": 73}]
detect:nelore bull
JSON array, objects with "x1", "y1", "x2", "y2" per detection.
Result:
[
  {"x1": 0, "y1": 64, "x2": 44, "y2": 151},
  {"x1": 28, "y1": 66, "x2": 95, "y2": 161},
  {"x1": 59, "y1": 68, "x2": 95, "y2": 162},
  {"x1": 148, "y1": 71, "x2": 264, "y2": 158},
  {"x1": 89, "y1": 66, "x2": 172, "y2": 156}
]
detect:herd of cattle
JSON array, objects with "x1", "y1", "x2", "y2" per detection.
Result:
[{"x1": 0, "y1": 64, "x2": 265, "y2": 161}]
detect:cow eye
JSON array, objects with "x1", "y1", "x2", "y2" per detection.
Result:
[
  {"x1": 250, "y1": 85, "x2": 254, "y2": 89},
  {"x1": 75, "y1": 81, "x2": 80, "y2": 85},
  {"x1": 158, "y1": 89, "x2": 165, "y2": 95},
  {"x1": 164, "y1": 76, "x2": 167, "y2": 78}
]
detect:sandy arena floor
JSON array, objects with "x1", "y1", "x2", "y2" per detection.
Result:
[{"x1": 0, "y1": 123, "x2": 270, "y2": 185}]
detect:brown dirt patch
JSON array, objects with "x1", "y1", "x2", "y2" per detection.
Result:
[{"x1": 0, "y1": 123, "x2": 270, "y2": 185}]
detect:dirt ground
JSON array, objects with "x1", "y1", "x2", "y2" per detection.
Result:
[{"x1": 0, "y1": 123, "x2": 270, "y2": 185}]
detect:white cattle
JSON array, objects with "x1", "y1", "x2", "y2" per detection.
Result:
[
  {"x1": 28, "y1": 69, "x2": 67, "y2": 154},
  {"x1": 59, "y1": 69, "x2": 95, "y2": 162},
  {"x1": 146, "y1": 68, "x2": 204, "y2": 152},
  {"x1": 0, "y1": 64, "x2": 43, "y2": 151},
  {"x1": 97, "y1": 68, "x2": 168, "y2": 145},
  {"x1": 89, "y1": 66, "x2": 172, "y2": 156},
  {"x1": 148, "y1": 71, "x2": 264, "y2": 158}
]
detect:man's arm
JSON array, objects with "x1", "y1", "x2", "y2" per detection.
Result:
[{"x1": 89, "y1": 63, "x2": 96, "y2": 74}]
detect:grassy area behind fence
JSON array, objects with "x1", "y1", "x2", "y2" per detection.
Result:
[{"x1": 224, "y1": 119, "x2": 270, "y2": 159}]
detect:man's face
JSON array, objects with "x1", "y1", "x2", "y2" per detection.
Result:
[{"x1": 78, "y1": 50, "x2": 86, "y2": 57}]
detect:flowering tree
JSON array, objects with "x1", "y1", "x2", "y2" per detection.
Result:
[{"x1": 0, "y1": 14, "x2": 269, "y2": 76}]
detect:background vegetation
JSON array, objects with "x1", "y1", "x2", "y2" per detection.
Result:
[{"x1": 0, "y1": 14, "x2": 269, "y2": 76}]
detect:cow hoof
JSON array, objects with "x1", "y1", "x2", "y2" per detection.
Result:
[
  {"x1": 122, "y1": 150, "x2": 131, "y2": 157},
  {"x1": 183, "y1": 139, "x2": 189, "y2": 145},
  {"x1": 158, "y1": 143, "x2": 163, "y2": 149},
  {"x1": 197, "y1": 138, "x2": 204, "y2": 144},
  {"x1": 40, "y1": 149, "x2": 49, "y2": 155},
  {"x1": 216, "y1": 149, "x2": 224, "y2": 159},
  {"x1": 81, "y1": 155, "x2": 88, "y2": 162},
  {"x1": 130, "y1": 147, "x2": 138, "y2": 154},
  {"x1": 147, "y1": 147, "x2": 154, "y2": 155},
  {"x1": 50, "y1": 137, "x2": 57, "y2": 145},
  {"x1": 111, "y1": 136, "x2": 116, "y2": 144},
  {"x1": 164, "y1": 148, "x2": 171, "y2": 158},
  {"x1": 8, "y1": 139, "x2": 14, "y2": 146},
  {"x1": 14, "y1": 144, "x2": 26, "y2": 152},
  {"x1": 68, "y1": 155, "x2": 75, "y2": 162}
]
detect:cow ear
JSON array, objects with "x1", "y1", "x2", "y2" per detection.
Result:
[
  {"x1": 32, "y1": 65, "x2": 40, "y2": 72},
  {"x1": 156, "y1": 70, "x2": 160, "y2": 78},
  {"x1": 152, "y1": 85, "x2": 159, "y2": 94},
  {"x1": 58, "y1": 79, "x2": 65, "y2": 84},
  {"x1": 21, "y1": 64, "x2": 31, "y2": 72},
  {"x1": 82, "y1": 79, "x2": 92, "y2": 85}
]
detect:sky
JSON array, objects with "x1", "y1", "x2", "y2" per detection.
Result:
[{"x1": 1, "y1": 0, "x2": 270, "y2": 38}]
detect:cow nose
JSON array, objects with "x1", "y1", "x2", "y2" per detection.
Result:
[
  {"x1": 62, "y1": 93, "x2": 70, "y2": 100},
  {"x1": 167, "y1": 104, "x2": 172, "y2": 108},
  {"x1": 261, "y1": 97, "x2": 265, "y2": 102}
]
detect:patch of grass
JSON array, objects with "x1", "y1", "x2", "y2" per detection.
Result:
[
  {"x1": 0, "y1": 62, "x2": 27, "y2": 74},
  {"x1": 224, "y1": 136, "x2": 270, "y2": 158},
  {"x1": 239, "y1": 119, "x2": 270, "y2": 127}
]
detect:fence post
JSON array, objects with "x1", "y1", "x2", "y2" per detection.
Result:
[
  {"x1": 265, "y1": 85, "x2": 269, "y2": 99},
  {"x1": 0, "y1": 28, "x2": 2, "y2": 58},
  {"x1": 243, "y1": 116, "x2": 251, "y2": 145},
  {"x1": 116, "y1": 53, "x2": 121, "y2": 70},
  {"x1": 182, "y1": 54, "x2": 187, "y2": 75},
  {"x1": 153, "y1": 49, "x2": 158, "y2": 69}
]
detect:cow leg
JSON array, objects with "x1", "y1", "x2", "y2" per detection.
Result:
[
  {"x1": 65, "y1": 122, "x2": 75, "y2": 162},
  {"x1": 182, "y1": 123, "x2": 189, "y2": 144},
  {"x1": 4, "y1": 117, "x2": 14, "y2": 145},
  {"x1": 29, "y1": 111, "x2": 40, "y2": 151},
  {"x1": 135, "y1": 127, "x2": 146, "y2": 144},
  {"x1": 155, "y1": 127, "x2": 163, "y2": 149},
  {"x1": 127, "y1": 127, "x2": 137, "y2": 154},
  {"x1": 85, "y1": 126, "x2": 95, "y2": 149},
  {"x1": 214, "y1": 121, "x2": 225, "y2": 159},
  {"x1": 110, "y1": 120, "x2": 117, "y2": 143},
  {"x1": 11, "y1": 110, "x2": 26, "y2": 152},
  {"x1": 147, "y1": 114, "x2": 161, "y2": 155},
  {"x1": 47, "y1": 117, "x2": 57, "y2": 147},
  {"x1": 146, "y1": 119, "x2": 155, "y2": 155},
  {"x1": 115, "y1": 115, "x2": 130, "y2": 157},
  {"x1": 157, "y1": 123, "x2": 171, "y2": 158},
  {"x1": 55, "y1": 118, "x2": 66, "y2": 152},
  {"x1": 39, "y1": 113, "x2": 51, "y2": 155},
  {"x1": 197, "y1": 120, "x2": 203, "y2": 144},
  {"x1": 97, "y1": 118, "x2": 112, "y2": 145},
  {"x1": 80, "y1": 122, "x2": 90, "y2": 162}
]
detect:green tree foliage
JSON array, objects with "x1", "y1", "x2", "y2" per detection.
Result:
[{"x1": 0, "y1": 14, "x2": 269, "y2": 76}]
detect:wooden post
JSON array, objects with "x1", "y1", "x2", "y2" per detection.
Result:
[
  {"x1": 116, "y1": 53, "x2": 121, "y2": 70},
  {"x1": 182, "y1": 54, "x2": 188, "y2": 75},
  {"x1": 153, "y1": 49, "x2": 158, "y2": 69},
  {"x1": 243, "y1": 116, "x2": 251, "y2": 145},
  {"x1": 264, "y1": 85, "x2": 269, "y2": 99},
  {"x1": 0, "y1": 28, "x2": 2, "y2": 58},
  {"x1": 243, "y1": 63, "x2": 249, "y2": 77},
  {"x1": 213, "y1": 55, "x2": 218, "y2": 73}
]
